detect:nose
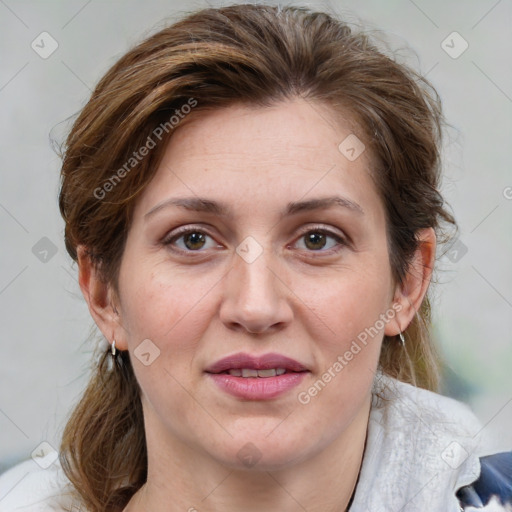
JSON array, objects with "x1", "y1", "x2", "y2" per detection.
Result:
[{"x1": 219, "y1": 248, "x2": 293, "y2": 334}]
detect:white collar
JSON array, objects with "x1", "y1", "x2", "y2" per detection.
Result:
[{"x1": 349, "y1": 372, "x2": 483, "y2": 511}]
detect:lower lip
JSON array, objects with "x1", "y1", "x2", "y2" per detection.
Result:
[{"x1": 207, "y1": 372, "x2": 309, "y2": 400}]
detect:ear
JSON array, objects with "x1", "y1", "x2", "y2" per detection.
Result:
[
  {"x1": 384, "y1": 228, "x2": 436, "y2": 336},
  {"x1": 77, "y1": 245, "x2": 128, "y2": 350}
]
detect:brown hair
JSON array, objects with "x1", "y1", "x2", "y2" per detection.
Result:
[{"x1": 58, "y1": 4, "x2": 455, "y2": 510}]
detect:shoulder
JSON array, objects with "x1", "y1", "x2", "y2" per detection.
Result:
[
  {"x1": 0, "y1": 452, "x2": 80, "y2": 511},
  {"x1": 373, "y1": 372, "x2": 483, "y2": 440},
  {"x1": 350, "y1": 372, "x2": 488, "y2": 511},
  {"x1": 370, "y1": 372, "x2": 486, "y2": 474},
  {"x1": 376, "y1": 375, "x2": 512, "y2": 510}
]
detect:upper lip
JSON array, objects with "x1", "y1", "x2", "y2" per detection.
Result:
[{"x1": 205, "y1": 352, "x2": 309, "y2": 374}]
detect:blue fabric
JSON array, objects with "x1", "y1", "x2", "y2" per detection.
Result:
[{"x1": 457, "y1": 451, "x2": 512, "y2": 509}]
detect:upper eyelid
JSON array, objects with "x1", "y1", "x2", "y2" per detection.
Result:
[
  {"x1": 291, "y1": 224, "x2": 349, "y2": 246},
  {"x1": 163, "y1": 224, "x2": 215, "y2": 239},
  {"x1": 164, "y1": 224, "x2": 345, "y2": 239},
  {"x1": 294, "y1": 224, "x2": 345, "y2": 238}
]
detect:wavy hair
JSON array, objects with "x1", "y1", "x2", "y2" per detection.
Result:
[{"x1": 58, "y1": 4, "x2": 455, "y2": 510}]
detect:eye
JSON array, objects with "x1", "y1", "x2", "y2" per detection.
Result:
[
  {"x1": 163, "y1": 228, "x2": 219, "y2": 251},
  {"x1": 294, "y1": 229, "x2": 346, "y2": 252}
]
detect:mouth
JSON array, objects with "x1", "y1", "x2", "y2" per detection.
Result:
[
  {"x1": 205, "y1": 352, "x2": 309, "y2": 375},
  {"x1": 219, "y1": 368, "x2": 289, "y2": 377},
  {"x1": 205, "y1": 352, "x2": 310, "y2": 400}
]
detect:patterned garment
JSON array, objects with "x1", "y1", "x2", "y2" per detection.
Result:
[{"x1": 457, "y1": 451, "x2": 512, "y2": 511}]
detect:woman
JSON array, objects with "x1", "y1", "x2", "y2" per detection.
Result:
[{"x1": 0, "y1": 3, "x2": 510, "y2": 511}]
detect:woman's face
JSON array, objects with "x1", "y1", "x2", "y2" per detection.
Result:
[{"x1": 115, "y1": 98, "x2": 398, "y2": 470}]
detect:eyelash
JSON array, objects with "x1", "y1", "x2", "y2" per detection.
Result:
[
  {"x1": 290, "y1": 226, "x2": 348, "y2": 255},
  {"x1": 162, "y1": 226, "x2": 220, "y2": 253},
  {"x1": 162, "y1": 225, "x2": 348, "y2": 256}
]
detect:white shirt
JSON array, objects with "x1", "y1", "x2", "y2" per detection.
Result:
[{"x1": 0, "y1": 372, "x2": 504, "y2": 511}]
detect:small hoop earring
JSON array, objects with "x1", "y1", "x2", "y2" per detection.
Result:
[
  {"x1": 111, "y1": 339, "x2": 117, "y2": 357},
  {"x1": 399, "y1": 332, "x2": 406, "y2": 347}
]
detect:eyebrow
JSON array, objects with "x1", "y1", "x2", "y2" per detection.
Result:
[
  {"x1": 144, "y1": 195, "x2": 364, "y2": 220},
  {"x1": 145, "y1": 197, "x2": 229, "y2": 219},
  {"x1": 286, "y1": 196, "x2": 364, "y2": 216}
]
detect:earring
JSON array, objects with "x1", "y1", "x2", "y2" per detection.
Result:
[
  {"x1": 399, "y1": 332, "x2": 406, "y2": 347},
  {"x1": 111, "y1": 339, "x2": 117, "y2": 357}
]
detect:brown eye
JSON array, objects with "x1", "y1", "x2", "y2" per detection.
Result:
[
  {"x1": 183, "y1": 232, "x2": 207, "y2": 250},
  {"x1": 304, "y1": 232, "x2": 327, "y2": 250},
  {"x1": 164, "y1": 229, "x2": 218, "y2": 252},
  {"x1": 294, "y1": 229, "x2": 346, "y2": 252}
]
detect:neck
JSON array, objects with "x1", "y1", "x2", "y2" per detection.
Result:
[{"x1": 124, "y1": 395, "x2": 371, "y2": 512}]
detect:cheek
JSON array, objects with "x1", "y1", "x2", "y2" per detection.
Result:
[
  {"x1": 298, "y1": 264, "x2": 393, "y2": 347},
  {"x1": 119, "y1": 257, "x2": 218, "y2": 345},
  {"x1": 291, "y1": 264, "x2": 392, "y2": 418},
  {"x1": 118, "y1": 266, "x2": 217, "y2": 418},
  {"x1": 293, "y1": 273, "x2": 389, "y2": 435}
]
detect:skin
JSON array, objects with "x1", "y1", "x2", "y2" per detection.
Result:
[{"x1": 78, "y1": 98, "x2": 435, "y2": 512}]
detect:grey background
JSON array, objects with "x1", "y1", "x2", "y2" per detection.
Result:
[{"x1": 0, "y1": 0, "x2": 511, "y2": 474}]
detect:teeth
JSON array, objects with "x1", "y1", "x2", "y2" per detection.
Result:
[
  {"x1": 241, "y1": 368, "x2": 259, "y2": 378},
  {"x1": 227, "y1": 368, "x2": 287, "y2": 378},
  {"x1": 257, "y1": 368, "x2": 277, "y2": 377}
]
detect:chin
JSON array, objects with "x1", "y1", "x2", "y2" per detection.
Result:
[{"x1": 209, "y1": 430, "x2": 317, "y2": 472}]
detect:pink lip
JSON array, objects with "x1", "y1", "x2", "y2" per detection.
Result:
[
  {"x1": 205, "y1": 352, "x2": 309, "y2": 374},
  {"x1": 205, "y1": 352, "x2": 310, "y2": 401},
  {"x1": 207, "y1": 372, "x2": 308, "y2": 400}
]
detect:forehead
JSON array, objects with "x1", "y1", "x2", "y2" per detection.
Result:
[{"x1": 134, "y1": 99, "x2": 381, "y2": 219}]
